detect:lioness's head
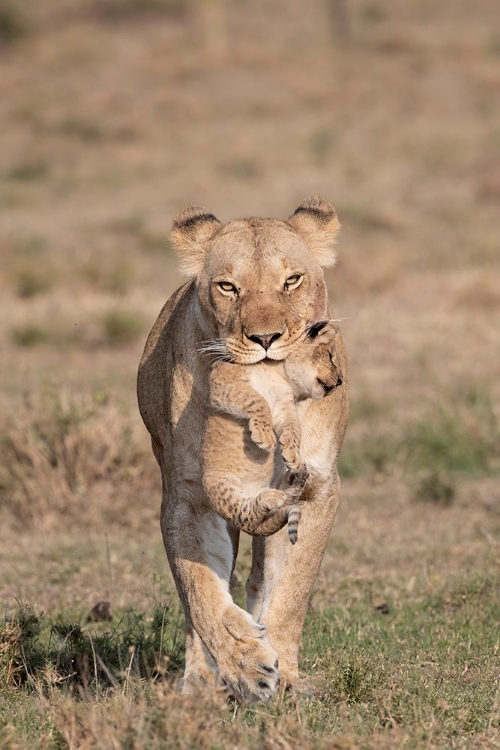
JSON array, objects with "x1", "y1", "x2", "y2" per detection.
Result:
[
  {"x1": 171, "y1": 197, "x2": 340, "y2": 365},
  {"x1": 284, "y1": 320, "x2": 343, "y2": 400}
]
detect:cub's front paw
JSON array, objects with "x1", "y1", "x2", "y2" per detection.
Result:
[
  {"x1": 249, "y1": 418, "x2": 276, "y2": 452},
  {"x1": 279, "y1": 431, "x2": 302, "y2": 472}
]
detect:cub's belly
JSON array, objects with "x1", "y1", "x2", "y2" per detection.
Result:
[{"x1": 203, "y1": 413, "x2": 282, "y2": 493}]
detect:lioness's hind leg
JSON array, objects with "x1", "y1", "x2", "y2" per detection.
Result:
[{"x1": 246, "y1": 536, "x2": 265, "y2": 620}]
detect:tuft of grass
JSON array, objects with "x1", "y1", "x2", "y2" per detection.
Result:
[
  {"x1": 308, "y1": 128, "x2": 336, "y2": 168},
  {"x1": 101, "y1": 309, "x2": 147, "y2": 346},
  {"x1": 413, "y1": 471, "x2": 456, "y2": 506},
  {"x1": 406, "y1": 391, "x2": 500, "y2": 475},
  {"x1": 336, "y1": 203, "x2": 399, "y2": 233},
  {"x1": 95, "y1": 0, "x2": 186, "y2": 22},
  {"x1": 0, "y1": 603, "x2": 182, "y2": 694},
  {"x1": 57, "y1": 117, "x2": 105, "y2": 142},
  {"x1": 10, "y1": 235, "x2": 48, "y2": 255},
  {"x1": 0, "y1": 1, "x2": 27, "y2": 45},
  {"x1": 10, "y1": 323, "x2": 49, "y2": 347},
  {"x1": 13, "y1": 267, "x2": 54, "y2": 298},
  {"x1": 81, "y1": 260, "x2": 132, "y2": 295},
  {"x1": 6, "y1": 160, "x2": 49, "y2": 182},
  {"x1": 218, "y1": 158, "x2": 262, "y2": 180},
  {"x1": 341, "y1": 387, "x2": 500, "y2": 480},
  {"x1": 0, "y1": 388, "x2": 155, "y2": 529},
  {"x1": 339, "y1": 433, "x2": 401, "y2": 478}
]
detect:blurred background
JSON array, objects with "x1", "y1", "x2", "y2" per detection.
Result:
[{"x1": 0, "y1": 0, "x2": 499, "y2": 611}]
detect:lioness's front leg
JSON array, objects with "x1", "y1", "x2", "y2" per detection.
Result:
[
  {"x1": 255, "y1": 476, "x2": 341, "y2": 690},
  {"x1": 161, "y1": 491, "x2": 280, "y2": 702}
]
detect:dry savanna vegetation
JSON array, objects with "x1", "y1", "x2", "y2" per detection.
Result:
[{"x1": 0, "y1": 0, "x2": 499, "y2": 747}]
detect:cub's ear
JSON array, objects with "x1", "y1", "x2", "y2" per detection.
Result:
[
  {"x1": 171, "y1": 205, "x2": 222, "y2": 276},
  {"x1": 288, "y1": 197, "x2": 340, "y2": 267}
]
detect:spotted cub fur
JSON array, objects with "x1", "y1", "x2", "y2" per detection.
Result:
[{"x1": 203, "y1": 321, "x2": 342, "y2": 543}]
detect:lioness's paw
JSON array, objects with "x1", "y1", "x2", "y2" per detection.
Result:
[
  {"x1": 219, "y1": 610, "x2": 280, "y2": 703},
  {"x1": 256, "y1": 488, "x2": 287, "y2": 513},
  {"x1": 249, "y1": 418, "x2": 276, "y2": 452}
]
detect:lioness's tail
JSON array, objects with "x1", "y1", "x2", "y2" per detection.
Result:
[{"x1": 287, "y1": 504, "x2": 301, "y2": 545}]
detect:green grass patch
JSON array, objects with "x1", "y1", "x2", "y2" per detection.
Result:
[
  {"x1": 340, "y1": 387, "x2": 500, "y2": 481},
  {"x1": 10, "y1": 323, "x2": 49, "y2": 347},
  {"x1": 0, "y1": 1, "x2": 27, "y2": 45},
  {"x1": 218, "y1": 158, "x2": 262, "y2": 181},
  {"x1": 6, "y1": 160, "x2": 50, "y2": 182},
  {"x1": 1, "y1": 571, "x2": 498, "y2": 748},
  {"x1": 101, "y1": 309, "x2": 147, "y2": 346},
  {"x1": 13, "y1": 267, "x2": 54, "y2": 298},
  {"x1": 0, "y1": 603, "x2": 183, "y2": 693},
  {"x1": 81, "y1": 260, "x2": 132, "y2": 295},
  {"x1": 95, "y1": 0, "x2": 186, "y2": 22}
]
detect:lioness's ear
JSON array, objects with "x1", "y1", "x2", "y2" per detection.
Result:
[
  {"x1": 288, "y1": 197, "x2": 340, "y2": 267},
  {"x1": 171, "y1": 205, "x2": 222, "y2": 276}
]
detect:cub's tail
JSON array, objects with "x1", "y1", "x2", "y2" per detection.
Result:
[{"x1": 287, "y1": 504, "x2": 301, "y2": 545}]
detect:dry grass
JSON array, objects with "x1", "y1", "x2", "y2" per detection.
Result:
[
  {"x1": 1, "y1": 0, "x2": 500, "y2": 746},
  {"x1": 0, "y1": 389, "x2": 158, "y2": 531}
]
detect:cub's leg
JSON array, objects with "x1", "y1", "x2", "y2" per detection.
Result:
[
  {"x1": 270, "y1": 392, "x2": 307, "y2": 477},
  {"x1": 210, "y1": 363, "x2": 275, "y2": 452},
  {"x1": 203, "y1": 473, "x2": 290, "y2": 536},
  {"x1": 161, "y1": 491, "x2": 280, "y2": 703}
]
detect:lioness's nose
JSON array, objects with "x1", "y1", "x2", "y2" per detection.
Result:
[{"x1": 246, "y1": 331, "x2": 283, "y2": 351}]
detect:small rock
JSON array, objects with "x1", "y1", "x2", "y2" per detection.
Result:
[{"x1": 372, "y1": 599, "x2": 390, "y2": 615}]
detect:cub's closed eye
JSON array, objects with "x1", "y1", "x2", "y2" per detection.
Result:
[
  {"x1": 217, "y1": 281, "x2": 238, "y2": 295},
  {"x1": 285, "y1": 274, "x2": 303, "y2": 290},
  {"x1": 307, "y1": 320, "x2": 329, "y2": 338}
]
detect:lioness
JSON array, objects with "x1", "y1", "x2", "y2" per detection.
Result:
[
  {"x1": 204, "y1": 320, "x2": 343, "y2": 545},
  {"x1": 137, "y1": 197, "x2": 349, "y2": 702}
]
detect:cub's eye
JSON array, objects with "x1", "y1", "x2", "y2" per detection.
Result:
[
  {"x1": 285, "y1": 274, "x2": 303, "y2": 290},
  {"x1": 217, "y1": 281, "x2": 238, "y2": 296}
]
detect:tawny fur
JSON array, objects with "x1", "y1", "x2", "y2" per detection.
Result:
[
  {"x1": 204, "y1": 322, "x2": 343, "y2": 545},
  {"x1": 137, "y1": 197, "x2": 349, "y2": 702}
]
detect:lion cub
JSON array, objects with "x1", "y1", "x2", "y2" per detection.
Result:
[{"x1": 202, "y1": 322, "x2": 342, "y2": 544}]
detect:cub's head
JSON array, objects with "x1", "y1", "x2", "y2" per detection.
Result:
[
  {"x1": 283, "y1": 320, "x2": 343, "y2": 400},
  {"x1": 170, "y1": 197, "x2": 340, "y2": 365}
]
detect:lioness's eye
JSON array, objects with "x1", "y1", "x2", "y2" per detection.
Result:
[
  {"x1": 217, "y1": 281, "x2": 238, "y2": 295},
  {"x1": 285, "y1": 274, "x2": 303, "y2": 290}
]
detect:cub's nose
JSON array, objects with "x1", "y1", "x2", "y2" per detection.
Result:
[{"x1": 246, "y1": 331, "x2": 283, "y2": 351}]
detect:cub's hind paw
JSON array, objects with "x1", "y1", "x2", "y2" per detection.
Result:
[
  {"x1": 288, "y1": 465, "x2": 309, "y2": 488},
  {"x1": 249, "y1": 418, "x2": 276, "y2": 452},
  {"x1": 256, "y1": 488, "x2": 287, "y2": 513}
]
